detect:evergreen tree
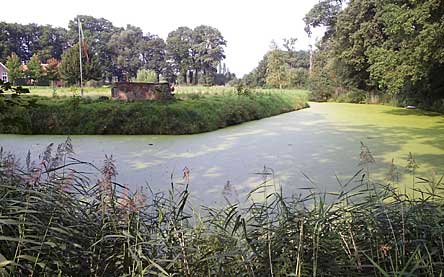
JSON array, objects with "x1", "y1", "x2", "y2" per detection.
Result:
[
  {"x1": 5, "y1": 53, "x2": 23, "y2": 85},
  {"x1": 59, "y1": 43, "x2": 101, "y2": 85},
  {"x1": 27, "y1": 54, "x2": 43, "y2": 85}
]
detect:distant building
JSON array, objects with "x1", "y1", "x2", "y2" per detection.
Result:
[
  {"x1": 0, "y1": 62, "x2": 8, "y2": 83},
  {"x1": 111, "y1": 82, "x2": 173, "y2": 101},
  {"x1": 20, "y1": 63, "x2": 50, "y2": 72},
  {"x1": 20, "y1": 63, "x2": 62, "y2": 86}
]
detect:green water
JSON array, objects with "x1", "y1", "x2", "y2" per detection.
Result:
[{"x1": 0, "y1": 102, "x2": 443, "y2": 204}]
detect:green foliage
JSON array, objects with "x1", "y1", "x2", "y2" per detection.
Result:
[
  {"x1": 243, "y1": 55, "x2": 268, "y2": 87},
  {"x1": 305, "y1": 0, "x2": 444, "y2": 107},
  {"x1": 0, "y1": 18, "x2": 228, "y2": 85},
  {"x1": 190, "y1": 25, "x2": 227, "y2": 85},
  {"x1": 5, "y1": 53, "x2": 23, "y2": 85},
  {"x1": 303, "y1": 0, "x2": 343, "y2": 36},
  {"x1": 107, "y1": 26, "x2": 169, "y2": 82},
  {"x1": 108, "y1": 25, "x2": 145, "y2": 80},
  {"x1": 0, "y1": 80, "x2": 32, "y2": 132},
  {"x1": 0, "y1": 22, "x2": 68, "y2": 62},
  {"x1": 59, "y1": 43, "x2": 101, "y2": 85},
  {"x1": 266, "y1": 49, "x2": 290, "y2": 89},
  {"x1": 0, "y1": 92, "x2": 307, "y2": 135},
  {"x1": 26, "y1": 54, "x2": 43, "y2": 84},
  {"x1": 0, "y1": 18, "x2": 227, "y2": 84},
  {"x1": 134, "y1": 69, "x2": 158, "y2": 83},
  {"x1": 139, "y1": 35, "x2": 167, "y2": 82},
  {"x1": 166, "y1": 27, "x2": 193, "y2": 84},
  {"x1": 235, "y1": 83, "x2": 252, "y2": 96},
  {"x1": 68, "y1": 15, "x2": 120, "y2": 81},
  {"x1": 288, "y1": 68, "x2": 309, "y2": 88},
  {"x1": 366, "y1": 0, "x2": 444, "y2": 97},
  {"x1": 45, "y1": 58, "x2": 60, "y2": 83},
  {"x1": 243, "y1": 40, "x2": 310, "y2": 89},
  {"x1": 335, "y1": 89, "x2": 368, "y2": 103}
]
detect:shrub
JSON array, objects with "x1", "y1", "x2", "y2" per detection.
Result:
[{"x1": 134, "y1": 69, "x2": 158, "y2": 83}]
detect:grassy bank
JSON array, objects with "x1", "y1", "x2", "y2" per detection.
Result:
[
  {"x1": 314, "y1": 88, "x2": 444, "y2": 114},
  {"x1": 1, "y1": 140, "x2": 444, "y2": 276},
  {"x1": 0, "y1": 91, "x2": 308, "y2": 135}
]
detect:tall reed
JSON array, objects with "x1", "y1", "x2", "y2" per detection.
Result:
[{"x1": 0, "y1": 140, "x2": 443, "y2": 276}]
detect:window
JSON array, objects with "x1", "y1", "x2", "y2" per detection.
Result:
[{"x1": 2, "y1": 72, "x2": 7, "y2": 82}]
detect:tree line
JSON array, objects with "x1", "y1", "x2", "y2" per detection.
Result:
[
  {"x1": 239, "y1": 39, "x2": 310, "y2": 89},
  {"x1": 304, "y1": 0, "x2": 444, "y2": 108},
  {"x1": 0, "y1": 16, "x2": 234, "y2": 86}
]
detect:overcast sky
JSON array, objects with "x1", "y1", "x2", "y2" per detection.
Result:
[{"x1": 1, "y1": 0, "x2": 324, "y2": 76}]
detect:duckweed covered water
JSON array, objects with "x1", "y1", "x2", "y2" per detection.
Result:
[{"x1": 0, "y1": 102, "x2": 442, "y2": 204}]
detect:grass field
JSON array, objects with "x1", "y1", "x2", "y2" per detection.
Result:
[
  {"x1": 24, "y1": 85, "x2": 111, "y2": 98},
  {"x1": 23, "y1": 85, "x2": 309, "y2": 98}
]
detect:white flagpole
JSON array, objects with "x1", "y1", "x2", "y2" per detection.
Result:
[
  {"x1": 78, "y1": 17, "x2": 84, "y2": 97},
  {"x1": 309, "y1": 44, "x2": 314, "y2": 77}
]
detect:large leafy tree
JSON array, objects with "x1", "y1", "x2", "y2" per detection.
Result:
[
  {"x1": 59, "y1": 43, "x2": 101, "y2": 85},
  {"x1": 304, "y1": 0, "x2": 343, "y2": 37},
  {"x1": 366, "y1": 0, "x2": 444, "y2": 98},
  {"x1": 139, "y1": 35, "x2": 167, "y2": 82},
  {"x1": 0, "y1": 18, "x2": 229, "y2": 85},
  {"x1": 68, "y1": 15, "x2": 120, "y2": 82},
  {"x1": 331, "y1": 0, "x2": 384, "y2": 90},
  {"x1": 191, "y1": 25, "x2": 226, "y2": 85},
  {"x1": 305, "y1": 0, "x2": 444, "y2": 105},
  {"x1": 266, "y1": 49, "x2": 289, "y2": 89},
  {"x1": 36, "y1": 25, "x2": 69, "y2": 61},
  {"x1": 0, "y1": 22, "x2": 68, "y2": 63},
  {"x1": 166, "y1": 27, "x2": 193, "y2": 84},
  {"x1": 108, "y1": 25, "x2": 144, "y2": 81}
]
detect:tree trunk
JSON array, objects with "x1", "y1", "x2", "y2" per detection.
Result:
[
  {"x1": 194, "y1": 69, "x2": 199, "y2": 85},
  {"x1": 189, "y1": 71, "x2": 193, "y2": 85},
  {"x1": 182, "y1": 71, "x2": 187, "y2": 84}
]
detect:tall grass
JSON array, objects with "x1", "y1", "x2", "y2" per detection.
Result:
[{"x1": 1, "y1": 140, "x2": 444, "y2": 276}]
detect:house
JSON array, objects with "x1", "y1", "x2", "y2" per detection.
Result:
[
  {"x1": 0, "y1": 62, "x2": 8, "y2": 83},
  {"x1": 111, "y1": 82, "x2": 173, "y2": 101},
  {"x1": 20, "y1": 63, "x2": 62, "y2": 86}
]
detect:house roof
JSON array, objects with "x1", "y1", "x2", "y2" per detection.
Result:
[
  {"x1": 0, "y1": 62, "x2": 8, "y2": 71},
  {"x1": 21, "y1": 63, "x2": 49, "y2": 71}
]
